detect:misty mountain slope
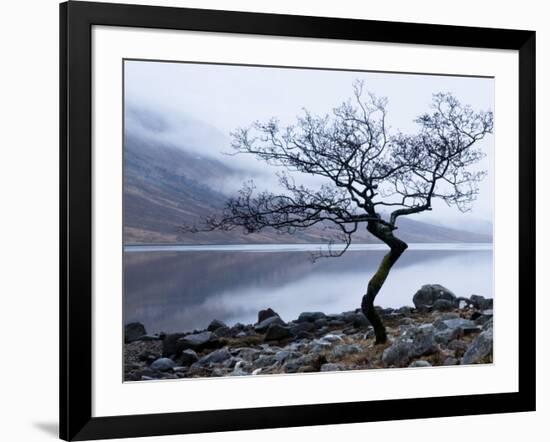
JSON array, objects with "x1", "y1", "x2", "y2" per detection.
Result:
[{"x1": 124, "y1": 133, "x2": 492, "y2": 245}]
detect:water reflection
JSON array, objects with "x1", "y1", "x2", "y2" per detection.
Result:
[{"x1": 124, "y1": 247, "x2": 493, "y2": 334}]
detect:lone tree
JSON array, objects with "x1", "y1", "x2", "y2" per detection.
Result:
[{"x1": 191, "y1": 81, "x2": 493, "y2": 344}]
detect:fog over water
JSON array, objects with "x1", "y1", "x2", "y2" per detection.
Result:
[{"x1": 124, "y1": 244, "x2": 493, "y2": 334}]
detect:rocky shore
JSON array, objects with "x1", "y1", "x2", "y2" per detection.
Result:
[{"x1": 124, "y1": 284, "x2": 493, "y2": 381}]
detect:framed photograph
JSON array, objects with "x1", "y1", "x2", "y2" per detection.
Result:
[{"x1": 60, "y1": 1, "x2": 536, "y2": 440}]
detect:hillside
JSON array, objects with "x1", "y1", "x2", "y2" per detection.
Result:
[{"x1": 123, "y1": 134, "x2": 492, "y2": 245}]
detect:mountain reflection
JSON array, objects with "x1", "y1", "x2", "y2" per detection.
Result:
[{"x1": 124, "y1": 248, "x2": 493, "y2": 333}]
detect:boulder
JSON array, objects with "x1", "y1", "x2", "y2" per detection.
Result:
[
  {"x1": 125, "y1": 322, "x2": 147, "y2": 343},
  {"x1": 352, "y1": 312, "x2": 371, "y2": 329},
  {"x1": 254, "y1": 315, "x2": 285, "y2": 333},
  {"x1": 383, "y1": 324, "x2": 438, "y2": 367},
  {"x1": 176, "y1": 331, "x2": 218, "y2": 352},
  {"x1": 413, "y1": 284, "x2": 457, "y2": 311},
  {"x1": 297, "y1": 312, "x2": 326, "y2": 323},
  {"x1": 314, "y1": 317, "x2": 328, "y2": 328},
  {"x1": 462, "y1": 327, "x2": 493, "y2": 364},
  {"x1": 207, "y1": 319, "x2": 227, "y2": 332},
  {"x1": 434, "y1": 327, "x2": 462, "y2": 345},
  {"x1": 213, "y1": 326, "x2": 232, "y2": 338},
  {"x1": 197, "y1": 348, "x2": 232, "y2": 366},
  {"x1": 432, "y1": 299, "x2": 456, "y2": 312},
  {"x1": 382, "y1": 340, "x2": 413, "y2": 367},
  {"x1": 257, "y1": 308, "x2": 279, "y2": 324},
  {"x1": 150, "y1": 357, "x2": 176, "y2": 372},
  {"x1": 162, "y1": 333, "x2": 186, "y2": 357},
  {"x1": 274, "y1": 350, "x2": 302, "y2": 363},
  {"x1": 470, "y1": 294, "x2": 493, "y2": 310},
  {"x1": 179, "y1": 349, "x2": 199, "y2": 366},
  {"x1": 320, "y1": 363, "x2": 344, "y2": 372},
  {"x1": 264, "y1": 324, "x2": 292, "y2": 341},
  {"x1": 408, "y1": 324, "x2": 439, "y2": 357},
  {"x1": 289, "y1": 322, "x2": 315, "y2": 336},
  {"x1": 436, "y1": 318, "x2": 480, "y2": 335}
]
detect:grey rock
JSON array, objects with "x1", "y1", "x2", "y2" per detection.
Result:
[
  {"x1": 176, "y1": 331, "x2": 217, "y2": 352},
  {"x1": 434, "y1": 326, "x2": 462, "y2": 345},
  {"x1": 432, "y1": 299, "x2": 456, "y2": 312},
  {"x1": 231, "y1": 322, "x2": 245, "y2": 331},
  {"x1": 408, "y1": 324, "x2": 439, "y2": 357},
  {"x1": 470, "y1": 294, "x2": 493, "y2": 310},
  {"x1": 179, "y1": 349, "x2": 199, "y2": 365},
  {"x1": 125, "y1": 322, "x2": 147, "y2": 343},
  {"x1": 473, "y1": 309, "x2": 494, "y2": 326},
  {"x1": 443, "y1": 357, "x2": 459, "y2": 366},
  {"x1": 289, "y1": 322, "x2": 315, "y2": 336},
  {"x1": 447, "y1": 340, "x2": 469, "y2": 355},
  {"x1": 330, "y1": 343, "x2": 362, "y2": 360},
  {"x1": 162, "y1": 333, "x2": 186, "y2": 357},
  {"x1": 264, "y1": 324, "x2": 292, "y2": 341},
  {"x1": 197, "y1": 348, "x2": 232, "y2": 366},
  {"x1": 274, "y1": 350, "x2": 301, "y2": 362},
  {"x1": 352, "y1": 312, "x2": 371, "y2": 329},
  {"x1": 408, "y1": 360, "x2": 432, "y2": 368},
  {"x1": 309, "y1": 339, "x2": 333, "y2": 353},
  {"x1": 207, "y1": 319, "x2": 227, "y2": 332},
  {"x1": 297, "y1": 312, "x2": 326, "y2": 323},
  {"x1": 150, "y1": 357, "x2": 176, "y2": 372},
  {"x1": 321, "y1": 363, "x2": 344, "y2": 372},
  {"x1": 314, "y1": 318, "x2": 328, "y2": 328},
  {"x1": 257, "y1": 308, "x2": 279, "y2": 324},
  {"x1": 413, "y1": 284, "x2": 457, "y2": 311},
  {"x1": 382, "y1": 340, "x2": 413, "y2": 367},
  {"x1": 398, "y1": 306, "x2": 413, "y2": 315},
  {"x1": 462, "y1": 328, "x2": 493, "y2": 364},
  {"x1": 342, "y1": 311, "x2": 359, "y2": 323},
  {"x1": 440, "y1": 318, "x2": 480, "y2": 335},
  {"x1": 255, "y1": 354, "x2": 278, "y2": 368},
  {"x1": 254, "y1": 316, "x2": 285, "y2": 333},
  {"x1": 383, "y1": 324, "x2": 438, "y2": 367},
  {"x1": 321, "y1": 333, "x2": 344, "y2": 343},
  {"x1": 213, "y1": 326, "x2": 231, "y2": 338},
  {"x1": 327, "y1": 313, "x2": 344, "y2": 321}
]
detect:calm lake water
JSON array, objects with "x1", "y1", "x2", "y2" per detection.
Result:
[{"x1": 124, "y1": 243, "x2": 493, "y2": 334}]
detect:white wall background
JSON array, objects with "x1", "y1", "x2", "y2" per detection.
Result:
[{"x1": 0, "y1": 0, "x2": 546, "y2": 441}]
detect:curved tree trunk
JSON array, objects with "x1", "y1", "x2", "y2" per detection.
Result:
[{"x1": 361, "y1": 222, "x2": 408, "y2": 344}]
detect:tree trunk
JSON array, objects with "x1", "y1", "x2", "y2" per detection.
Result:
[{"x1": 361, "y1": 222, "x2": 408, "y2": 344}]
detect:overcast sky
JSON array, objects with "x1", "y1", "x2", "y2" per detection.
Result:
[{"x1": 124, "y1": 60, "x2": 494, "y2": 227}]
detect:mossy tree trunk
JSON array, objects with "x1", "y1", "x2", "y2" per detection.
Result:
[{"x1": 361, "y1": 222, "x2": 408, "y2": 344}]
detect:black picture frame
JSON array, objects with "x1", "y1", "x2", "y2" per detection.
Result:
[{"x1": 60, "y1": 1, "x2": 536, "y2": 440}]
